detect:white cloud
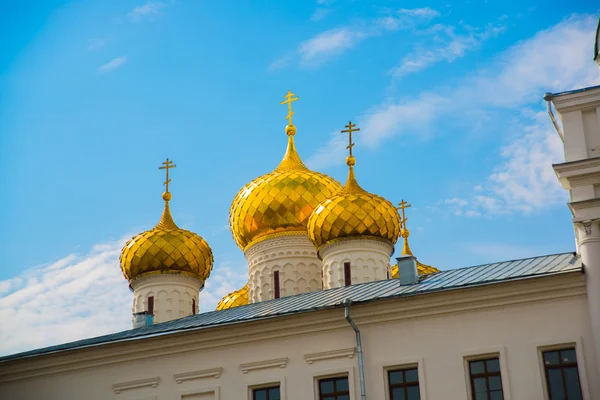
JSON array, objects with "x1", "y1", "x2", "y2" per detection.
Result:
[
  {"x1": 0, "y1": 236, "x2": 248, "y2": 356},
  {"x1": 87, "y1": 37, "x2": 109, "y2": 51},
  {"x1": 272, "y1": 8, "x2": 440, "y2": 69},
  {"x1": 128, "y1": 1, "x2": 167, "y2": 22},
  {"x1": 390, "y1": 22, "x2": 506, "y2": 78},
  {"x1": 311, "y1": 8, "x2": 331, "y2": 22},
  {"x1": 98, "y1": 56, "x2": 127, "y2": 73},
  {"x1": 309, "y1": 14, "x2": 599, "y2": 215}
]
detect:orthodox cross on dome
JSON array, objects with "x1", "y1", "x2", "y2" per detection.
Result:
[
  {"x1": 396, "y1": 199, "x2": 411, "y2": 230},
  {"x1": 341, "y1": 121, "x2": 360, "y2": 158},
  {"x1": 280, "y1": 90, "x2": 299, "y2": 126},
  {"x1": 159, "y1": 158, "x2": 177, "y2": 194}
]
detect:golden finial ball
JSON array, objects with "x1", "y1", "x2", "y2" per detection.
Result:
[
  {"x1": 162, "y1": 192, "x2": 172, "y2": 201},
  {"x1": 285, "y1": 124, "x2": 296, "y2": 136},
  {"x1": 346, "y1": 155, "x2": 356, "y2": 166},
  {"x1": 401, "y1": 229, "x2": 410, "y2": 238}
]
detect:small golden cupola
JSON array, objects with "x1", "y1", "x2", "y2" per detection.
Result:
[
  {"x1": 307, "y1": 122, "x2": 401, "y2": 289},
  {"x1": 216, "y1": 283, "x2": 249, "y2": 310},
  {"x1": 120, "y1": 159, "x2": 213, "y2": 325},
  {"x1": 390, "y1": 200, "x2": 439, "y2": 278},
  {"x1": 230, "y1": 91, "x2": 343, "y2": 303},
  {"x1": 229, "y1": 90, "x2": 342, "y2": 251}
]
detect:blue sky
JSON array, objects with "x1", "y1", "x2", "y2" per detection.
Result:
[{"x1": 0, "y1": 0, "x2": 599, "y2": 354}]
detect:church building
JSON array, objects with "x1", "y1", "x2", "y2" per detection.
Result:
[{"x1": 1, "y1": 79, "x2": 600, "y2": 399}]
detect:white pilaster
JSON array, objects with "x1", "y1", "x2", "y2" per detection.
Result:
[
  {"x1": 319, "y1": 238, "x2": 393, "y2": 289},
  {"x1": 130, "y1": 274, "x2": 202, "y2": 326},
  {"x1": 244, "y1": 234, "x2": 322, "y2": 303}
]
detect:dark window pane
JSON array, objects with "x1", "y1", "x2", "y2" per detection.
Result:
[
  {"x1": 547, "y1": 369, "x2": 564, "y2": 400},
  {"x1": 561, "y1": 349, "x2": 577, "y2": 363},
  {"x1": 470, "y1": 361, "x2": 485, "y2": 374},
  {"x1": 269, "y1": 387, "x2": 281, "y2": 400},
  {"x1": 407, "y1": 385, "x2": 420, "y2": 400},
  {"x1": 320, "y1": 380, "x2": 334, "y2": 394},
  {"x1": 486, "y1": 358, "x2": 500, "y2": 373},
  {"x1": 405, "y1": 368, "x2": 419, "y2": 383},
  {"x1": 389, "y1": 371, "x2": 404, "y2": 384},
  {"x1": 338, "y1": 396, "x2": 349, "y2": 400},
  {"x1": 489, "y1": 376, "x2": 502, "y2": 391},
  {"x1": 322, "y1": 397, "x2": 334, "y2": 400},
  {"x1": 336, "y1": 377, "x2": 349, "y2": 391},
  {"x1": 564, "y1": 367, "x2": 582, "y2": 400},
  {"x1": 475, "y1": 392, "x2": 487, "y2": 400},
  {"x1": 392, "y1": 388, "x2": 405, "y2": 400},
  {"x1": 473, "y1": 377, "x2": 487, "y2": 393},
  {"x1": 490, "y1": 391, "x2": 503, "y2": 400},
  {"x1": 544, "y1": 351, "x2": 560, "y2": 366},
  {"x1": 254, "y1": 389, "x2": 266, "y2": 400}
]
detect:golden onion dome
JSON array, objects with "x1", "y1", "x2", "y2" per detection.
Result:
[
  {"x1": 307, "y1": 153, "x2": 401, "y2": 251},
  {"x1": 216, "y1": 283, "x2": 249, "y2": 310},
  {"x1": 120, "y1": 172, "x2": 214, "y2": 284},
  {"x1": 229, "y1": 98, "x2": 342, "y2": 250}
]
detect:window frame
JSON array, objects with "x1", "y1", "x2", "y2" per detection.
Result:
[
  {"x1": 147, "y1": 295, "x2": 154, "y2": 315},
  {"x1": 467, "y1": 357, "x2": 504, "y2": 400},
  {"x1": 536, "y1": 340, "x2": 590, "y2": 400},
  {"x1": 344, "y1": 262, "x2": 351, "y2": 287},
  {"x1": 252, "y1": 384, "x2": 281, "y2": 400},
  {"x1": 542, "y1": 347, "x2": 583, "y2": 400},
  {"x1": 317, "y1": 376, "x2": 350, "y2": 400},
  {"x1": 387, "y1": 366, "x2": 420, "y2": 400},
  {"x1": 273, "y1": 270, "x2": 280, "y2": 299},
  {"x1": 462, "y1": 348, "x2": 511, "y2": 400}
]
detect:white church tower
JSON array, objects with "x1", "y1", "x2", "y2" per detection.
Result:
[
  {"x1": 119, "y1": 159, "x2": 214, "y2": 326},
  {"x1": 547, "y1": 77, "x2": 600, "y2": 373},
  {"x1": 229, "y1": 91, "x2": 342, "y2": 302}
]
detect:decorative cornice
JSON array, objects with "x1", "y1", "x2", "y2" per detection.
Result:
[
  {"x1": 130, "y1": 272, "x2": 202, "y2": 290},
  {"x1": 304, "y1": 348, "x2": 355, "y2": 364},
  {"x1": 244, "y1": 231, "x2": 307, "y2": 252},
  {"x1": 240, "y1": 357, "x2": 288, "y2": 374},
  {"x1": 319, "y1": 236, "x2": 393, "y2": 259},
  {"x1": 551, "y1": 86, "x2": 600, "y2": 113},
  {"x1": 173, "y1": 367, "x2": 222, "y2": 383},
  {"x1": 112, "y1": 377, "x2": 159, "y2": 394},
  {"x1": 0, "y1": 272, "x2": 585, "y2": 384},
  {"x1": 244, "y1": 234, "x2": 315, "y2": 259}
]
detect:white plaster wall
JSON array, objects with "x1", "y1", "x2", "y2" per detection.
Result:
[
  {"x1": 320, "y1": 238, "x2": 393, "y2": 289},
  {"x1": 131, "y1": 274, "x2": 202, "y2": 325},
  {"x1": 0, "y1": 284, "x2": 597, "y2": 400},
  {"x1": 245, "y1": 235, "x2": 322, "y2": 302}
]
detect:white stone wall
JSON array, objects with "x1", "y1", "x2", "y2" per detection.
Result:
[
  {"x1": 130, "y1": 274, "x2": 202, "y2": 325},
  {"x1": 319, "y1": 238, "x2": 393, "y2": 289},
  {"x1": 245, "y1": 234, "x2": 322, "y2": 302},
  {"x1": 0, "y1": 274, "x2": 597, "y2": 399},
  {"x1": 552, "y1": 86, "x2": 600, "y2": 378}
]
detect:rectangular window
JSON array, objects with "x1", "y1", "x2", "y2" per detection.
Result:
[
  {"x1": 147, "y1": 296, "x2": 154, "y2": 315},
  {"x1": 192, "y1": 298, "x2": 196, "y2": 315},
  {"x1": 318, "y1": 376, "x2": 349, "y2": 400},
  {"x1": 253, "y1": 385, "x2": 280, "y2": 400},
  {"x1": 388, "y1": 367, "x2": 420, "y2": 400},
  {"x1": 468, "y1": 357, "x2": 503, "y2": 400},
  {"x1": 344, "y1": 262, "x2": 351, "y2": 287},
  {"x1": 274, "y1": 271, "x2": 280, "y2": 299},
  {"x1": 543, "y1": 348, "x2": 583, "y2": 400}
]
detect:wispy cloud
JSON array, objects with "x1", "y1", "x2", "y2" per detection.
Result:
[
  {"x1": 311, "y1": 8, "x2": 331, "y2": 22},
  {"x1": 390, "y1": 22, "x2": 506, "y2": 78},
  {"x1": 98, "y1": 56, "x2": 127, "y2": 73},
  {"x1": 271, "y1": 8, "x2": 440, "y2": 70},
  {"x1": 0, "y1": 237, "x2": 247, "y2": 356},
  {"x1": 87, "y1": 37, "x2": 110, "y2": 51},
  {"x1": 308, "y1": 14, "x2": 599, "y2": 215},
  {"x1": 128, "y1": 1, "x2": 167, "y2": 22}
]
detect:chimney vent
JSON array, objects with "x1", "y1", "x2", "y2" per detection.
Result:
[
  {"x1": 396, "y1": 255, "x2": 418, "y2": 285},
  {"x1": 133, "y1": 311, "x2": 153, "y2": 328}
]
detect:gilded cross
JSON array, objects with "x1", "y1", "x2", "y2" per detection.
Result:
[
  {"x1": 280, "y1": 90, "x2": 299, "y2": 126},
  {"x1": 341, "y1": 121, "x2": 360, "y2": 157},
  {"x1": 159, "y1": 158, "x2": 177, "y2": 192},
  {"x1": 396, "y1": 199, "x2": 411, "y2": 229}
]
